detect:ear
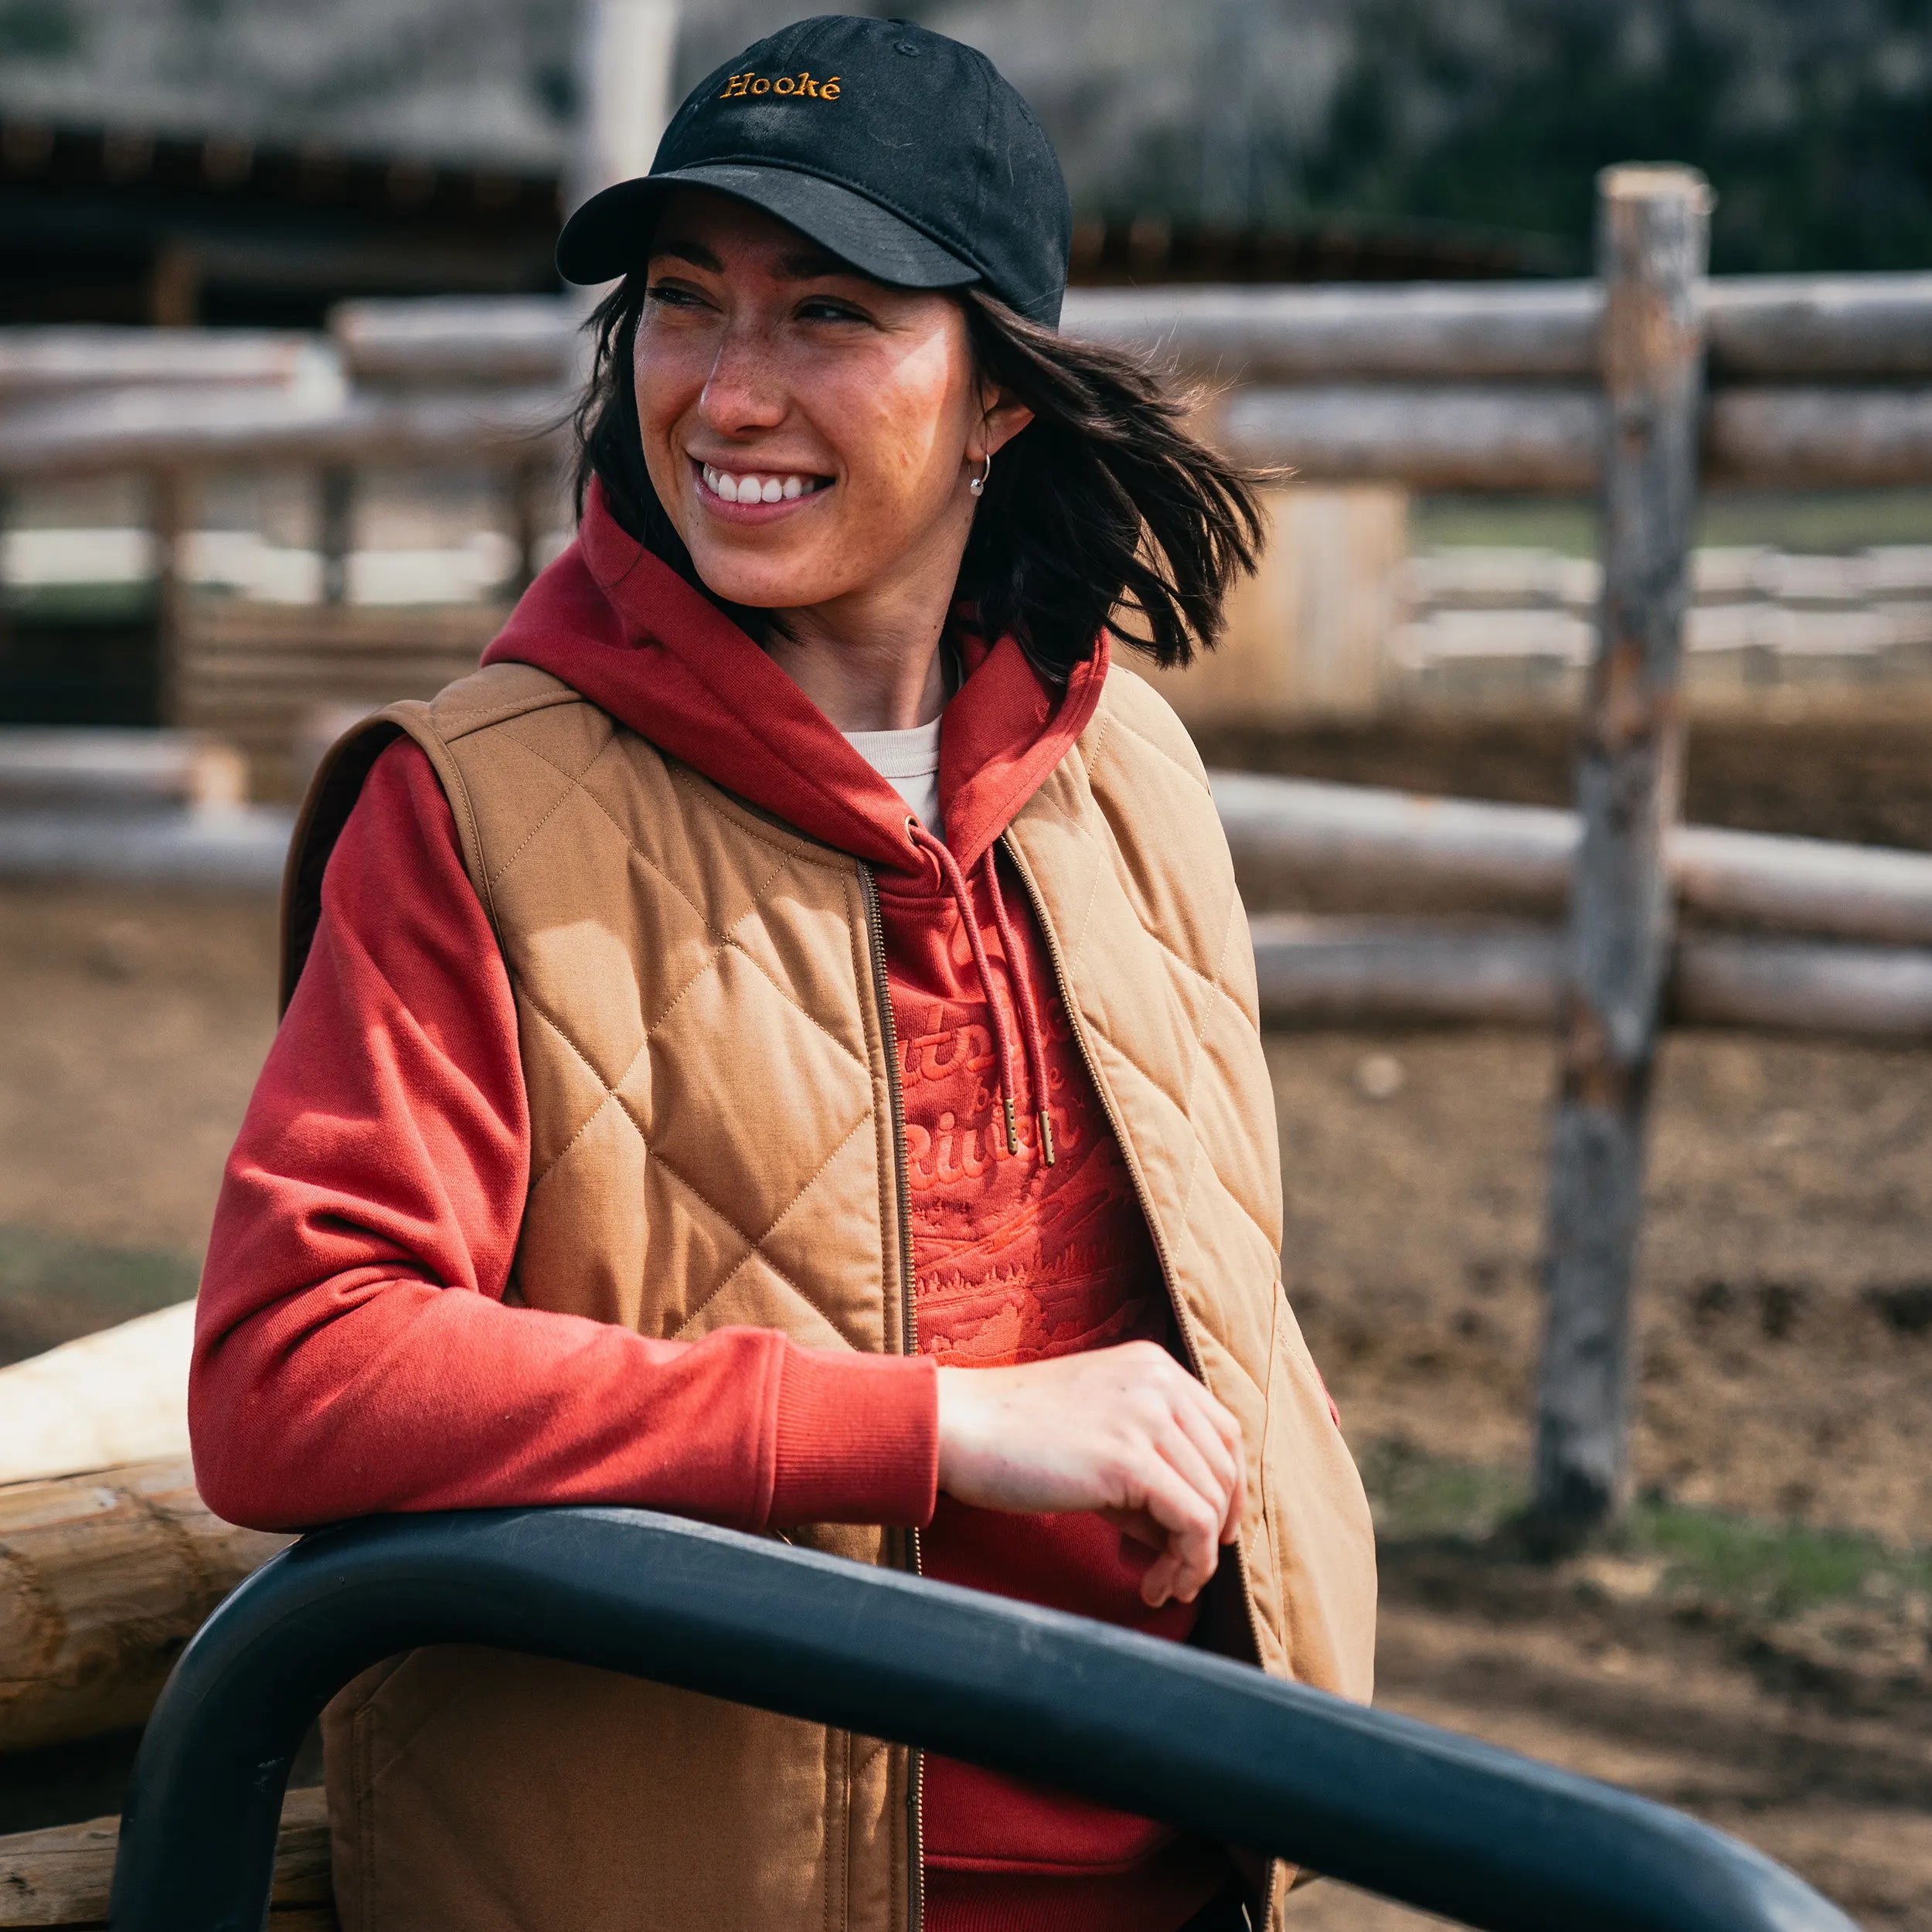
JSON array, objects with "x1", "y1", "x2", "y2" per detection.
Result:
[{"x1": 969, "y1": 379, "x2": 1035, "y2": 462}]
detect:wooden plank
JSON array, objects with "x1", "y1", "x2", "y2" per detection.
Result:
[
  {"x1": 0, "y1": 386, "x2": 571, "y2": 481},
  {"x1": 0, "y1": 1461, "x2": 289, "y2": 1753},
  {"x1": 1246, "y1": 915, "x2": 1932, "y2": 1038},
  {"x1": 1068, "y1": 281, "x2": 1603, "y2": 381},
  {"x1": 332, "y1": 295, "x2": 580, "y2": 385},
  {"x1": 0, "y1": 806, "x2": 292, "y2": 890},
  {"x1": 1221, "y1": 383, "x2": 1932, "y2": 489},
  {"x1": 0, "y1": 329, "x2": 328, "y2": 402},
  {"x1": 1533, "y1": 165, "x2": 1712, "y2": 1546},
  {"x1": 1706, "y1": 386, "x2": 1932, "y2": 488},
  {"x1": 1078, "y1": 275, "x2": 1932, "y2": 383},
  {"x1": 1703, "y1": 273, "x2": 1932, "y2": 379},
  {"x1": 1220, "y1": 384, "x2": 1600, "y2": 491},
  {"x1": 0, "y1": 1785, "x2": 328, "y2": 1927},
  {"x1": 328, "y1": 276, "x2": 1932, "y2": 385},
  {"x1": 1250, "y1": 916, "x2": 1563, "y2": 1025},
  {"x1": 0, "y1": 731, "x2": 245, "y2": 811},
  {"x1": 2, "y1": 378, "x2": 1926, "y2": 493},
  {"x1": 1673, "y1": 933, "x2": 1932, "y2": 1036},
  {"x1": 1209, "y1": 770, "x2": 1932, "y2": 946}
]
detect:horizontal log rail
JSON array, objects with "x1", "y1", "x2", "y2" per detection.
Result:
[
  {"x1": 1211, "y1": 771, "x2": 1932, "y2": 947},
  {"x1": 1248, "y1": 914, "x2": 1932, "y2": 1036},
  {"x1": 0, "y1": 382, "x2": 569, "y2": 481},
  {"x1": 0, "y1": 328, "x2": 332, "y2": 403},
  {"x1": 111, "y1": 1505, "x2": 1855, "y2": 1932},
  {"x1": 9, "y1": 767, "x2": 1932, "y2": 961},
  {"x1": 328, "y1": 275, "x2": 1932, "y2": 385},
  {"x1": 1074, "y1": 275, "x2": 1932, "y2": 383},
  {"x1": 0, "y1": 802, "x2": 294, "y2": 892},
  {"x1": 0, "y1": 380, "x2": 1922, "y2": 492},
  {"x1": 1219, "y1": 384, "x2": 1932, "y2": 489},
  {"x1": 0, "y1": 728, "x2": 246, "y2": 811}
]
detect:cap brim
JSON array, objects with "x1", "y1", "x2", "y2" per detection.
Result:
[{"x1": 556, "y1": 163, "x2": 982, "y2": 291}]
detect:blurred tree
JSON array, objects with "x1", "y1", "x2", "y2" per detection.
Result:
[
  {"x1": 1303, "y1": 0, "x2": 1932, "y2": 273},
  {"x1": 918, "y1": 0, "x2": 1932, "y2": 272}
]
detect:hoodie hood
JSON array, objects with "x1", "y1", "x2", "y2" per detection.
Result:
[{"x1": 481, "y1": 481, "x2": 1107, "y2": 882}]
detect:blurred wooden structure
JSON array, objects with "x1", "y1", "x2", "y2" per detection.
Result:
[
  {"x1": 0, "y1": 1786, "x2": 329, "y2": 1929},
  {"x1": 1143, "y1": 484, "x2": 1410, "y2": 724},
  {"x1": 179, "y1": 600, "x2": 502, "y2": 798},
  {"x1": 0, "y1": 1461, "x2": 287, "y2": 1755}
]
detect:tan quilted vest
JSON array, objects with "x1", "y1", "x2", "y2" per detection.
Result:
[{"x1": 286, "y1": 658, "x2": 1376, "y2": 1932}]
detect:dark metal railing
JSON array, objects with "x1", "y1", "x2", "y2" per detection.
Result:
[{"x1": 109, "y1": 1506, "x2": 1858, "y2": 1932}]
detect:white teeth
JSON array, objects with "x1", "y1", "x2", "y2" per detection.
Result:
[{"x1": 701, "y1": 464, "x2": 823, "y2": 504}]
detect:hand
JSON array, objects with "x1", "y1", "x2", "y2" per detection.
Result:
[{"x1": 934, "y1": 1341, "x2": 1246, "y2": 1609}]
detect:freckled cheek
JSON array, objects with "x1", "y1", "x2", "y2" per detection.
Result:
[
  {"x1": 633, "y1": 349, "x2": 707, "y2": 487},
  {"x1": 829, "y1": 371, "x2": 964, "y2": 515}
]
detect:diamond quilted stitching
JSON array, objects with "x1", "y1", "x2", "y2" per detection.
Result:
[{"x1": 647, "y1": 945, "x2": 873, "y2": 1243}]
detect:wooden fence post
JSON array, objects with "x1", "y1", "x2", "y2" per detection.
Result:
[
  {"x1": 506, "y1": 456, "x2": 549, "y2": 597},
  {"x1": 317, "y1": 464, "x2": 355, "y2": 605},
  {"x1": 150, "y1": 465, "x2": 195, "y2": 727},
  {"x1": 1530, "y1": 165, "x2": 1713, "y2": 1546}
]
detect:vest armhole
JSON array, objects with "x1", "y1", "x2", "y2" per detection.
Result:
[{"x1": 278, "y1": 706, "x2": 499, "y2": 1015}]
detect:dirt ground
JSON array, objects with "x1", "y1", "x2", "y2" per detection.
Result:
[{"x1": 2, "y1": 703, "x2": 1929, "y2": 1924}]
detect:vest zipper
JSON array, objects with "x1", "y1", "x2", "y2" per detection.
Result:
[
  {"x1": 859, "y1": 862, "x2": 925, "y2": 1932},
  {"x1": 998, "y1": 832, "x2": 1281, "y2": 1916}
]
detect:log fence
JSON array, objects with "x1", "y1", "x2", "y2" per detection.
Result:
[{"x1": 3, "y1": 164, "x2": 1930, "y2": 1545}]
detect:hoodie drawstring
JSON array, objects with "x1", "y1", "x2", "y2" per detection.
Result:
[
  {"x1": 979, "y1": 848, "x2": 1057, "y2": 1166},
  {"x1": 908, "y1": 824, "x2": 1056, "y2": 1166}
]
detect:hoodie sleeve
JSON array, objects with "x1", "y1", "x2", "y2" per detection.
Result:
[{"x1": 190, "y1": 737, "x2": 937, "y2": 1535}]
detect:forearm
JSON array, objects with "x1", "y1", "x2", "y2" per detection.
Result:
[{"x1": 192, "y1": 1261, "x2": 936, "y2": 1532}]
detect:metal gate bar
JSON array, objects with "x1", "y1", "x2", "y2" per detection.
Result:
[{"x1": 108, "y1": 1506, "x2": 1857, "y2": 1932}]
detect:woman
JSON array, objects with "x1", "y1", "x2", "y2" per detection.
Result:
[{"x1": 192, "y1": 16, "x2": 1375, "y2": 1932}]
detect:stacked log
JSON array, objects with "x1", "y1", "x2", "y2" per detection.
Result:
[
  {"x1": 0, "y1": 1461, "x2": 287, "y2": 1755},
  {"x1": 0, "y1": 1787, "x2": 330, "y2": 1929}
]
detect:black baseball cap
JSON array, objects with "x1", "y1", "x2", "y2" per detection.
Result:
[{"x1": 556, "y1": 15, "x2": 1072, "y2": 327}]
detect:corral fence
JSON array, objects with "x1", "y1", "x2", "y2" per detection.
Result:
[{"x1": 3, "y1": 164, "x2": 1930, "y2": 1538}]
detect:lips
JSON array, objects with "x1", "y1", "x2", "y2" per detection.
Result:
[{"x1": 697, "y1": 461, "x2": 832, "y2": 506}]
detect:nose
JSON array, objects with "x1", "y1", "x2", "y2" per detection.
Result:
[{"x1": 697, "y1": 318, "x2": 788, "y2": 438}]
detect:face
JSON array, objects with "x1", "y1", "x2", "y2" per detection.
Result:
[{"x1": 633, "y1": 189, "x2": 1029, "y2": 614}]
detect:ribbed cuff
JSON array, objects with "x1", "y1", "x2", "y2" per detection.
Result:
[{"x1": 767, "y1": 1345, "x2": 939, "y2": 1529}]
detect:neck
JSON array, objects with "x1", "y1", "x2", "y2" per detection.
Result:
[{"x1": 761, "y1": 566, "x2": 954, "y2": 734}]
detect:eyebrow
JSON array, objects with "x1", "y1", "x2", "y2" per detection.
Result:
[{"x1": 648, "y1": 237, "x2": 866, "y2": 283}]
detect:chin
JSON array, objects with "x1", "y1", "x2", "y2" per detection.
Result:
[{"x1": 685, "y1": 539, "x2": 846, "y2": 613}]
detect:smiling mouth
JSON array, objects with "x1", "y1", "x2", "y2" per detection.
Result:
[{"x1": 696, "y1": 460, "x2": 833, "y2": 507}]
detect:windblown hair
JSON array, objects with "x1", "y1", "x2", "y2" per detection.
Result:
[{"x1": 573, "y1": 276, "x2": 1267, "y2": 685}]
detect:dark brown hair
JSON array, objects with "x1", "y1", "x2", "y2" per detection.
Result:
[{"x1": 573, "y1": 275, "x2": 1267, "y2": 685}]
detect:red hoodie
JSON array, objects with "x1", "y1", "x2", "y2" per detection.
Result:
[{"x1": 192, "y1": 485, "x2": 1233, "y2": 1932}]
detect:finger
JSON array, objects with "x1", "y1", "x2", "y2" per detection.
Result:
[
  {"x1": 1130, "y1": 1453, "x2": 1220, "y2": 1604},
  {"x1": 1167, "y1": 1396, "x2": 1241, "y2": 1534},
  {"x1": 1100, "y1": 1509, "x2": 1190, "y2": 1611},
  {"x1": 1152, "y1": 1416, "x2": 1233, "y2": 1536},
  {"x1": 1184, "y1": 1378, "x2": 1245, "y2": 1464},
  {"x1": 1100, "y1": 1505, "x2": 1168, "y2": 1556},
  {"x1": 1175, "y1": 1383, "x2": 1247, "y2": 1541},
  {"x1": 1140, "y1": 1549, "x2": 1182, "y2": 1609}
]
